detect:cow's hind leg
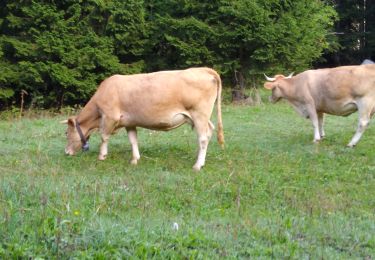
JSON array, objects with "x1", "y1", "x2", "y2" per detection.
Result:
[
  {"x1": 318, "y1": 112, "x2": 325, "y2": 138},
  {"x1": 347, "y1": 101, "x2": 373, "y2": 147},
  {"x1": 207, "y1": 120, "x2": 215, "y2": 140},
  {"x1": 192, "y1": 116, "x2": 212, "y2": 171},
  {"x1": 126, "y1": 127, "x2": 140, "y2": 165},
  {"x1": 98, "y1": 116, "x2": 117, "y2": 160}
]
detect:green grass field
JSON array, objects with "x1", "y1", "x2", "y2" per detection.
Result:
[{"x1": 1, "y1": 99, "x2": 374, "y2": 258}]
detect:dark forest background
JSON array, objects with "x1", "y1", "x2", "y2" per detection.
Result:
[{"x1": 0, "y1": 0, "x2": 373, "y2": 109}]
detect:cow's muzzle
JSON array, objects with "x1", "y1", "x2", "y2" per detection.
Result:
[
  {"x1": 269, "y1": 96, "x2": 281, "y2": 103},
  {"x1": 269, "y1": 96, "x2": 276, "y2": 103},
  {"x1": 82, "y1": 142, "x2": 89, "y2": 152},
  {"x1": 65, "y1": 148, "x2": 75, "y2": 156}
]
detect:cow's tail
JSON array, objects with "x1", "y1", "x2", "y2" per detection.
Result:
[{"x1": 214, "y1": 70, "x2": 225, "y2": 148}]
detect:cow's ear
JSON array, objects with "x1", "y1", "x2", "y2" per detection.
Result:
[
  {"x1": 264, "y1": 82, "x2": 275, "y2": 90},
  {"x1": 67, "y1": 117, "x2": 76, "y2": 127}
]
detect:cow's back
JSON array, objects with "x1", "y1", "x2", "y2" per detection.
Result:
[
  {"x1": 299, "y1": 65, "x2": 375, "y2": 100},
  {"x1": 294, "y1": 65, "x2": 375, "y2": 115},
  {"x1": 91, "y1": 67, "x2": 219, "y2": 128}
]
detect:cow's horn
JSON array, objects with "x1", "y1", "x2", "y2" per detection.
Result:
[
  {"x1": 264, "y1": 74, "x2": 276, "y2": 81},
  {"x1": 286, "y1": 72, "x2": 294, "y2": 78},
  {"x1": 60, "y1": 119, "x2": 68, "y2": 124}
]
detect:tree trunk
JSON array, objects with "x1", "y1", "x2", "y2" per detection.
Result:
[{"x1": 232, "y1": 70, "x2": 248, "y2": 102}]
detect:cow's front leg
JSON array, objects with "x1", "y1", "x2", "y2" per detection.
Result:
[
  {"x1": 308, "y1": 108, "x2": 321, "y2": 143},
  {"x1": 99, "y1": 116, "x2": 116, "y2": 160},
  {"x1": 99, "y1": 134, "x2": 110, "y2": 160},
  {"x1": 126, "y1": 127, "x2": 140, "y2": 165}
]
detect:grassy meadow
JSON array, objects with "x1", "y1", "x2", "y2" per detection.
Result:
[{"x1": 0, "y1": 96, "x2": 375, "y2": 258}]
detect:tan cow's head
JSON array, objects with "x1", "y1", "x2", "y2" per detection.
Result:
[
  {"x1": 61, "y1": 116, "x2": 87, "y2": 155},
  {"x1": 263, "y1": 73, "x2": 294, "y2": 103}
]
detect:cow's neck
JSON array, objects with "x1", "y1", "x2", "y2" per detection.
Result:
[
  {"x1": 282, "y1": 78, "x2": 299, "y2": 101},
  {"x1": 76, "y1": 101, "x2": 100, "y2": 137}
]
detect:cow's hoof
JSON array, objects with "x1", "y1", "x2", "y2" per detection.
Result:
[
  {"x1": 192, "y1": 165, "x2": 202, "y2": 171},
  {"x1": 347, "y1": 143, "x2": 355, "y2": 148},
  {"x1": 130, "y1": 159, "x2": 138, "y2": 165},
  {"x1": 313, "y1": 139, "x2": 321, "y2": 143},
  {"x1": 98, "y1": 154, "x2": 107, "y2": 160}
]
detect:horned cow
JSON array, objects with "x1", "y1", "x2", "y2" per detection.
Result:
[{"x1": 264, "y1": 64, "x2": 375, "y2": 146}]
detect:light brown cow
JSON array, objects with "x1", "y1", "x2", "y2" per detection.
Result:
[
  {"x1": 62, "y1": 67, "x2": 224, "y2": 171},
  {"x1": 264, "y1": 64, "x2": 375, "y2": 146}
]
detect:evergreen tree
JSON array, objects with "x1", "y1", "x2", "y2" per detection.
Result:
[
  {"x1": 326, "y1": 0, "x2": 375, "y2": 65},
  {"x1": 145, "y1": 0, "x2": 336, "y2": 100},
  {"x1": 144, "y1": 0, "x2": 217, "y2": 71},
  {"x1": 0, "y1": 0, "x2": 338, "y2": 108},
  {"x1": 0, "y1": 0, "x2": 146, "y2": 108}
]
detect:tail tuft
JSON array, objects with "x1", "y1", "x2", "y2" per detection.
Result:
[{"x1": 217, "y1": 126, "x2": 225, "y2": 149}]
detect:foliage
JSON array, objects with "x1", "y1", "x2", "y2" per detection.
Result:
[
  {"x1": 0, "y1": 0, "x2": 146, "y2": 109},
  {"x1": 145, "y1": 0, "x2": 337, "y2": 79},
  {"x1": 0, "y1": 101, "x2": 374, "y2": 257},
  {"x1": 0, "y1": 0, "x2": 338, "y2": 109},
  {"x1": 249, "y1": 1, "x2": 337, "y2": 73},
  {"x1": 322, "y1": 0, "x2": 375, "y2": 66}
]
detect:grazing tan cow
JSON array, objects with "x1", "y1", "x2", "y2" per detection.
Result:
[
  {"x1": 62, "y1": 67, "x2": 224, "y2": 171},
  {"x1": 264, "y1": 64, "x2": 375, "y2": 146}
]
